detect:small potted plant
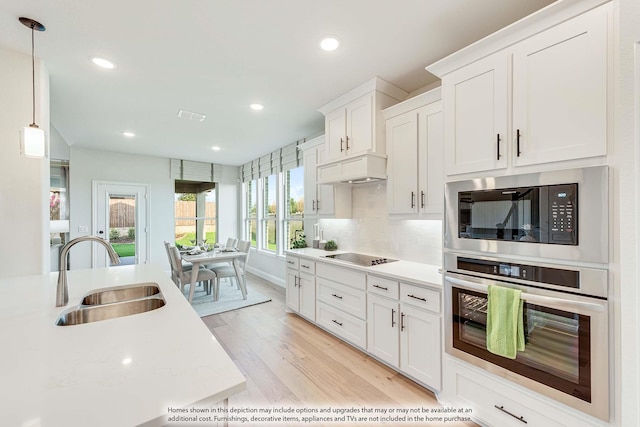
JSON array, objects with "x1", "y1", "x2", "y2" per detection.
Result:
[
  {"x1": 290, "y1": 230, "x2": 307, "y2": 249},
  {"x1": 324, "y1": 240, "x2": 338, "y2": 251}
]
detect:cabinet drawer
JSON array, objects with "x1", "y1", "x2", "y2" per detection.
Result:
[
  {"x1": 317, "y1": 262, "x2": 366, "y2": 290},
  {"x1": 285, "y1": 256, "x2": 299, "y2": 270},
  {"x1": 456, "y1": 371, "x2": 563, "y2": 427},
  {"x1": 317, "y1": 278, "x2": 366, "y2": 319},
  {"x1": 400, "y1": 283, "x2": 440, "y2": 314},
  {"x1": 317, "y1": 301, "x2": 366, "y2": 349},
  {"x1": 368, "y1": 275, "x2": 399, "y2": 299},
  {"x1": 298, "y1": 259, "x2": 316, "y2": 275}
]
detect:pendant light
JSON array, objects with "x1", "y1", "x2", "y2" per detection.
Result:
[{"x1": 19, "y1": 17, "x2": 46, "y2": 158}]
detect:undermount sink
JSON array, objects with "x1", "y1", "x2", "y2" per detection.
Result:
[
  {"x1": 80, "y1": 282, "x2": 161, "y2": 305},
  {"x1": 56, "y1": 296, "x2": 166, "y2": 326}
]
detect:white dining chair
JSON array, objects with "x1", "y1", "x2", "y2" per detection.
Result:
[
  {"x1": 168, "y1": 245, "x2": 217, "y2": 298},
  {"x1": 209, "y1": 240, "x2": 251, "y2": 301}
]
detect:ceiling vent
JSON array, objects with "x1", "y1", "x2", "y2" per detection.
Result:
[{"x1": 177, "y1": 109, "x2": 206, "y2": 122}]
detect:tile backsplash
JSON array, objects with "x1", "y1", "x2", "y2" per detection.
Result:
[{"x1": 316, "y1": 182, "x2": 443, "y2": 266}]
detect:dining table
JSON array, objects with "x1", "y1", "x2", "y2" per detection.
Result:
[{"x1": 181, "y1": 250, "x2": 247, "y2": 303}]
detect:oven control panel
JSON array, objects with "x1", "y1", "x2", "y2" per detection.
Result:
[
  {"x1": 457, "y1": 257, "x2": 579, "y2": 289},
  {"x1": 548, "y1": 184, "x2": 578, "y2": 244}
]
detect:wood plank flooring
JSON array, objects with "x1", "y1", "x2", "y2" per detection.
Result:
[{"x1": 201, "y1": 274, "x2": 477, "y2": 426}]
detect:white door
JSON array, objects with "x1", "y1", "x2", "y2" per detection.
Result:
[
  {"x1": 386, "y1": 111, "x2": 418, "y2": 214},
  {"x1": 94, "y1": 181, "x2": 149, "y2": 268},
  {"x1": 286, "y1": 269, "x2": 300, "y2": 312},
  {"x1": 400, "y1": 304, "x2": 441, "y2": 389},
  {"x1": 325, "y1": 108, "x2": 347, "y2": 160},
  {"x1": 367, "y1": 294, "x2": 400, "y2": 367},
  {"x1": 346, "y1": 94, "x2": 373, "y2": 155},
  {"x1": 298, "y1": 272, "x2": 316, "y2": 320}
]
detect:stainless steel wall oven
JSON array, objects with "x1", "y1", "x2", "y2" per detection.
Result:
[{"x1": 444, "y1": 253, "x2": 609, "y2": 421}]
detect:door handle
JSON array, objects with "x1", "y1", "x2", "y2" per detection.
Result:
[
  {"x1": 401, "y1": 312, "x2": 405, "y2": 331},
  {"x1": 312, "y1": 200, "x2": 316, "y2": 211},
  {"x1": 421, "y1": 191, "x2": 425, "y2": 208},
  {"x1": 345, "y1": 136, "x2": 350, "y2": 151},
  {"x1": 98, "y1": 230, "x2": 104, "y2": 234},
  {"x1": 391, "y1": 308, "x2": 396, "y2": 327},
  {"x1": 340, "y1": 138, "x2": 344, "y2": 152},
  {"x1": 411, "y1": 192, "x2": 415, "y2": 209},
  {"x1": 516, "y1": 129, "x2": 522, "y2": 157},
  {"x1": 496, "y1": 133, "x2": 501, "y2": 160}
]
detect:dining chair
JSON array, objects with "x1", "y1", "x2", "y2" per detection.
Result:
[
  {"x1": 204, "y1": 237, "x2": 239, "y2": 270},
  {"x1": 209, "y1": 239, "x2": 251, "y2": 301},
  {"x1": 169, "y1": 245, "x2": 217, "y2": 298},
  {"x1": 225, "y1": 237, "x2": 238, "y2": 249}
]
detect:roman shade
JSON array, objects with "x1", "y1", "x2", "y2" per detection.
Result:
[
  {"x1": 241, "y1": 140, "x2": 305, "y2": 182},
  {"x1": 170, "y1": 159, "x2": 223, "y2": 182}
]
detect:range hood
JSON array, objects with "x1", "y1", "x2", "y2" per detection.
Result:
[{"x1": 316, "y1": 152, "x2": 387, "y2": 184}]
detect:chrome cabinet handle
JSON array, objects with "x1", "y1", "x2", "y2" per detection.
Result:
[
  {"x1": 340, "y1": 138, "x2": 344, "y2": 152},
  {"x1": 494, "y1": 405, "x2": 527, "y2": 424},
  {"x1": 391, "y1": 308, "x2": 396, "y2": 327},
  {"x1": 373, "y1": 284, "x2": 388, "y2": 291},
  {"x1": 331, "y1": 293, "x2": 343, "y2": 300},
  {"x1": 345, "y1": 136, "x2": 350, "y2": 150},
  {"x1": 332, "y1": 319, "x2": 343, "y2": 327},
  {"x1": 408, "y1": 294, "x2": 427, "y2": 302},
  {"x1": 301, "y1": 264, "x2": 310, "y2": 269}
]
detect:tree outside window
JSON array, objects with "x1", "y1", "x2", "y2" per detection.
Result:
[
  {"x1": 262, "y1": 174, "x2": 277, "y2": 251},
  {"x1": 174, "y1": 190, "x2": 216, "y2": 247},
  {"x1": 284, "y1": 167, "x2": 304, "y2": 250}
]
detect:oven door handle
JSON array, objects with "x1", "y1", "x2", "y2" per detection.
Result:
[{"x1": 445, "y1": 276, "x2": 605, "y2": 313}]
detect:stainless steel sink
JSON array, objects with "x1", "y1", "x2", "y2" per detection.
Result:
[
  {"x1": 80, "y1": 282, "x2": 161, "y2": 305},
  {"x1": 56, "y1": 297, "x2": 166, "y2": 326}
]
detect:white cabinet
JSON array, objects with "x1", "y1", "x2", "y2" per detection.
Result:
[
  {"x1": 384, "y1": 88, "x2": 444, "y2": 217},
  {"x1": 442, "y1": 53, "x2": 508, "y2": 175},
  {"x1": 367, "y1": 278, "x2": 442, "y2": 390},
  {"x1": 511, "y1": 5, "x2": 609, "y2": 167},
  {"x1": 325, "y1": 94, "x2": 374, "y2": 160},
  {"x1": 285, "y1": 255, "x2": 315, "y2": 321},
  {"x1": 300, "y1": 136, "x2": 351, "y2": 218},
  {"x1": 432, "y1": 2, "x2": 611, "y2": 176}
]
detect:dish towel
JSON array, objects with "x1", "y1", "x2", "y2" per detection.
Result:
[{"x1": 486, "y1": 284, "x2": 525, "y2": 359}]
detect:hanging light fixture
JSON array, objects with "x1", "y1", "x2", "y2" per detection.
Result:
[{"x1": 19, "y1": 17, "x2": 46, "y2": 158}]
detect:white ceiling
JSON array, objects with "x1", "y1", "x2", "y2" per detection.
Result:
[{"x1": 0, "y1": 0, "x2": 555, "y2": 166}]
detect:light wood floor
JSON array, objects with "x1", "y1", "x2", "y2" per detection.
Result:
[{"x1": 201, "y1": 274, "x2": 476, "y2": 426}]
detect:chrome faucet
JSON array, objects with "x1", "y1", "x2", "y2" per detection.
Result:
[{"x1": 56, "y1": 236, "x2": 121, "y2": 307}]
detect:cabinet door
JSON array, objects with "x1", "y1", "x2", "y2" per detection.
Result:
[
  {"x1": 367, "y1": 294, "x2": 400, "y2": 367},
  {"x1": 443, "y1": 53, "x2": 508, "y2": 175},
  {"x1": 303, "y1": 148, "x2": 319, "y2": 217},
  {"x1": 298, "y1": 272, "x2": 316, "y2": 320},
  {"x1": 418, "y1": 102, "x2": 443, "y2": 215},
  {"x1": 386, "y1": 111, "x2": 419, "y2": 214},
  {"x1": 400, "y1": 304, "x2": 441, "y2": 390},
  {"x1": 285, "y1": 269, "x2": 300, "y2": 312},
  {"x1": 325, "y1": 108, "x2": 347, "y2": 160},
  {"x1": 346, "y1": 94, "x2": 374, "y2": 156},
  {"x1": 512, "y1": 4, "x2": 609, "y2": 167}
]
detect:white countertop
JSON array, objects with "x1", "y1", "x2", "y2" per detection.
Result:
[
  {"x1": 0, "y1": 264, "x2": 245, "y2": 427},
  {"x1": 285, "y1": 248, "x2": 442, "y2": 289}
]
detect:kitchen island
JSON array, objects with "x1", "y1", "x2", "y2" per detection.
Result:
[{"x1": 0, "y1": 264, "x2": 245, "y2": 427}]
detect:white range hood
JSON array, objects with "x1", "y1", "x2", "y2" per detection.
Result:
[{"x1": 316, "y1": 152, "x2": 387, "y2": 184}]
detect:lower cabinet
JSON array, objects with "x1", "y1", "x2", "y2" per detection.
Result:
[
  {"x1": 367, "y1": 279, "x2": 442, "y2": 391},
  {"x1": 285, "y1": 255, "x2": 316, "y2": 321}
]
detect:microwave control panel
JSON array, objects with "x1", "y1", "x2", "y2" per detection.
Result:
[{"x1": 547, "y1": 184, "x2": 578, "y2": 245}]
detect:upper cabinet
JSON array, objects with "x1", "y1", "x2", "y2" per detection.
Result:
[
  {"x1": 428, "y1": 1, "x2": 612, "y2": 177},
  {"x1": 317, "y1": 77, "x2": 408, "y2": 184},
  {"x1": 383, "y1": 88, "x2": 444, "y2": 218}
]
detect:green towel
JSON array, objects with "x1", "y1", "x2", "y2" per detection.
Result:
[{"x1": 486, "y1": 284, "x2": 525, "y2": 359}]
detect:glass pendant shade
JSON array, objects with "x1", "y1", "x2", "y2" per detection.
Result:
[{"x1": 20, "y1": 124, "x2": 46, "y2": 158}]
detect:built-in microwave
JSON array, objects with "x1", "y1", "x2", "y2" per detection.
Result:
[{"x1": 444, "y1": 166, "x2": 608, "y2": 264}]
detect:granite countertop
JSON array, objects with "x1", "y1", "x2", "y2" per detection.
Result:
[
  {"x1": 0, "y1": 264, "x2": 245, "y2": 427},
  {"x1": 285, "y1": 248, "x2": 442, "y2": 289}
]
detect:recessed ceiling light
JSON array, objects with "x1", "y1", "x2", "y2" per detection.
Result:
[
  {"x1": 319, "y1": 36, "x2": 340, "y2": 52},
  {"x1": 122, "y1": 131, "x2": 135, "y2": 137},
  {"x1": 91, "y1": 57, "x2": 117, "y2": 69},
  {"x1": 211, "y1": 146, "x2": 221, "y2": 151},
  {"x1": 250, "y1": 103, "x2": 264, "y2": 111}
]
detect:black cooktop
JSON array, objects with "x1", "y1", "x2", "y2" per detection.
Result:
[{"x1": 323, "y1": 252, "x2": 398, "y2": 267}]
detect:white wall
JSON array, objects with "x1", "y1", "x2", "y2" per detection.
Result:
[
  {"x1": 50, "y1": 124, "x2": 70, "y2": 161},
  {"x1": 318, "y1": 182, "x2": 443, "y2": 265},
  {"x1": 69, "y1": 147, "x2": 175, "y2": 271},
  {"x1": 615, "y1": 0, "x2": 640, "y2": 425},
  {"x1": 216, "y1": 165, "x2": 241, "y2": 244},
  {"x1": 0, "y1": 46, "x2": 50, "y2": 278}
]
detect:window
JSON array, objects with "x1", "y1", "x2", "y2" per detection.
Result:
[
  {"x1": 283, "y1": 166, "x2": 304, "y2": 250},
  {"x1": 262, "y1": 174, "x2": 277, "y2": 252},
  {"x1": 174, "y1": 184, "x2": 217, "y2": 247},
  {"x1": 245, "y1": 180, "x2": 257, "y2": 248}
]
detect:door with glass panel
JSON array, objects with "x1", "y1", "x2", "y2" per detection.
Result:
[{"x1": 94, "y1": 182, "x2": 149, "y2": 267}]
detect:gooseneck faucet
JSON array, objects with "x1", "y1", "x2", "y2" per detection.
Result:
[{"x1": 56, "y1": 236, "x2": 121, "y2": 307}]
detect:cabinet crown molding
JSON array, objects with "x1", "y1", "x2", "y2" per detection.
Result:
[
  {"x1": 426, "y1": 0, "x2": 611, "y2": 77},
  {"x1": 383, "y1": 87, "x2": 442, "y2": 119},
  {"x1": 318, "y1": 76, "x2": 408, "y2": 115}
]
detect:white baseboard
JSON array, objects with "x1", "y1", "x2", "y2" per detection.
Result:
[{"x1": 246, "y1": 266, "x2": 286, "y2": 288}]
